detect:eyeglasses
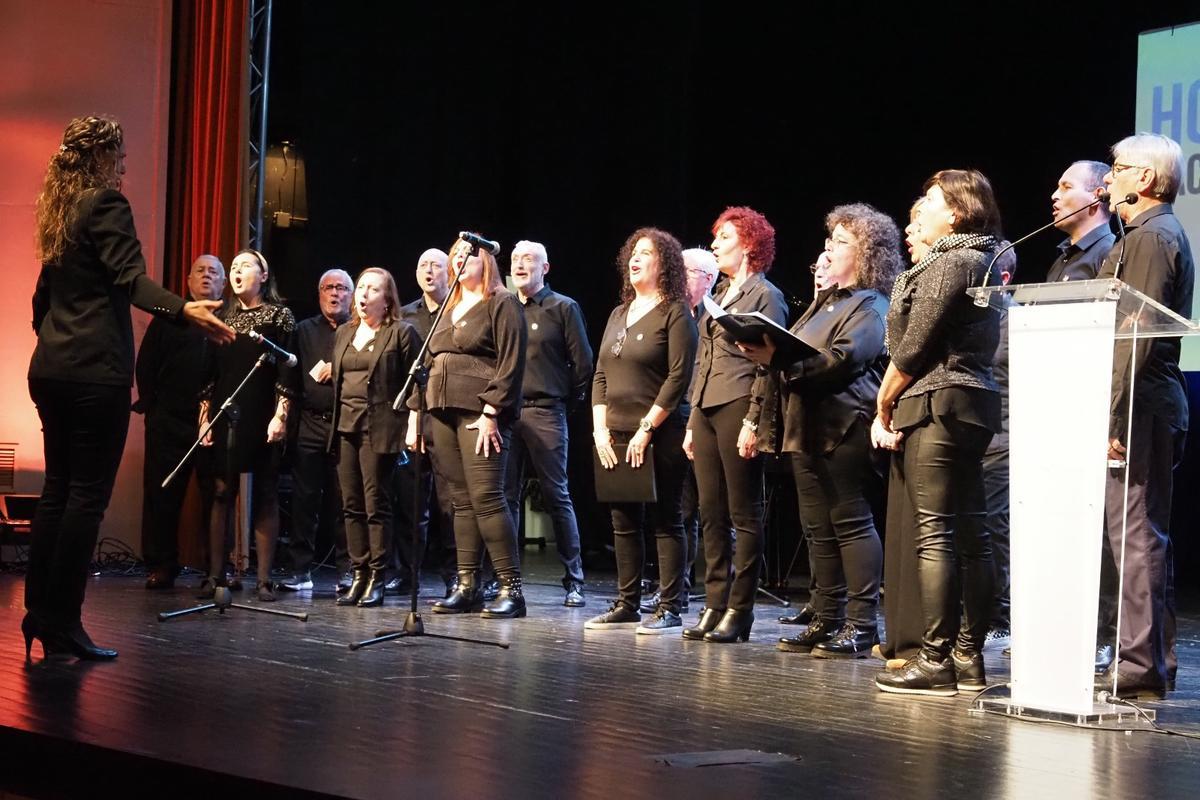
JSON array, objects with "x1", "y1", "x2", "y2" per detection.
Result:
[
  {"x1": 1111, "y1": 163, "x2": 1149, "y2": 176},
  {"x1": 320, "y1": 284, "x2": 351, "y2": 294},
  {"x1": 824, "y1": 236, "x2": 854, "y2": 250},
  {"x1": 611, "y1": 328, "x2": 627, "y2": 358}
]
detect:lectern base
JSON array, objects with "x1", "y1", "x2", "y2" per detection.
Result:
[{"x1": 969, "y1": 687, "x2": 1155, "y2": 727}]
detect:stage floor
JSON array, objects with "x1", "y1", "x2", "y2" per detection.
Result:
[{"x1": 1, "y1": 552, "x2": 1198, "y2": 799}]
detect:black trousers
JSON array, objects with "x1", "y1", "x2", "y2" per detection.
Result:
[
  {"x1": 428, "y1": 409, "x2": 520, "y2": 580},
  {"x1": 790, "y1": 419, "x2": 882, "y2": 629},
  {"x1": 901, "y1": 414, "x2": 995, "y2": 661},
  {"x1": 692, "y1": 397, "x2": 765, "y2": 612},
  {"x1": 504, "y1": 405, "x2": 585, "y2": 588},
  {"x1": 141, "y1": 409, "x2": 210, "y2": 574},
  {"x1": 390, "y1": 443, "x2": 456, "y2": 583},
  {"x1": 681, "y1": 463, "x2": 699, "y2": 593},
  {"x1": 26, "y1": 379, "x2": 129, "y2": 629},
  {"x1": 609, "y1": 420, "x2": 688, "y2": 614},
  {"x1": 336, "y1": 431, "x2": 397, "y2": 573},
  {"x1": 981, "y1": 443, "x2": 1010, "y2": 629},
  {"x1": 289, "y1": 441, "x2": 349, "y2": 575},
  {"x1": 1102, "y1": 412, "x2": 1183, "y2": 687}
]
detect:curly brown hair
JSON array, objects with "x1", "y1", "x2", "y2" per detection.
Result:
[
  {"x1": 711, "y1": 206, "x2": 776, "y2": 273},
  {"x1": 825, "y1": 203, "x2": 905, "y2": 294},
  {"x1": 35, "y1": 115, "x2": 125, "y2": 263},
  {"x1": 616, "y1": 227, "x2": 686, "y2": 306}
]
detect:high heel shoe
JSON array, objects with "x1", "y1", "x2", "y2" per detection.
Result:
[
  {"x1": 704, "y1": 609, "x2": 754, "y2": 643},
  {"x1": 48, "y1": 623, "x2": 118, "y2": 661},
  {"x1": 682, "y1": 607, "x2": 724, "y2": 640}
]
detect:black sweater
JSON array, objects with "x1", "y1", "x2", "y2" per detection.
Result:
[{"x1": 592, "y1": 300, "x2": 698, "y2": 432}]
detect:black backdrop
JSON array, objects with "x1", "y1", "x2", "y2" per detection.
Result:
[{"x1": 264, "y1": 3, "x2": 1198, "y2": 578}]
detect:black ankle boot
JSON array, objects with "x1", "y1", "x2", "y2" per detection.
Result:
[
  {"x1": 336, "y1": 568, "x2": 369, "y2": 606},
  {"x1": 778, "y1": 603, "x2": 816, "y2": 626},
  {"x1": 357, "y1": 570, "x2": 386, "y2": 607},
  {"x1": 432, "y1": 570, "x2": 482, "y2": 614},
  {"x1": 812, "y1": 622, "x2": 879, "y2": 659},
  {"x1": 704, "y1": 609, "x2": 754, "y2": 643},
  {"x1": 481, "y1": 576, "x2": 527, "y2": 619},
  {"x1": 682, "y1": 607, "x2": 724, "y2": 640},
  {"x1": 777, "y1": 617, "x2": 838, "y2": 653},
  {"x1": 49, "y1": 623, "x2": 118, "y2": 661}
]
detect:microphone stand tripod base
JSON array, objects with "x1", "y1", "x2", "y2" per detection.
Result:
[
  {"x1": 348, "y1": 611, "x2": 510, "y2": 650},
  {"x1": 158, "y1": 585, "x2": 309, "y2": 622}
]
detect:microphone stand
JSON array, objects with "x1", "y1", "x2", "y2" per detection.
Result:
[
  {"x1": 350, "y1": 242, "x2": 508, "y2": 651},
  {"x1": 158, "y1": 350, "x2": 308, "y2": 623}
]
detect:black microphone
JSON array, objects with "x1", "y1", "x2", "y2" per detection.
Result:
[
  {"x1": 248, "y1": 330, "x2": 298, "y2": 367},
  {"x1": 458, "y1": 231, "x2": 501, "y2": 255}
]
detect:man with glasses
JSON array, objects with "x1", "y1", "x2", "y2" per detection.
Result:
[
  {"x1": 504, "y1": 240, "x2": 594, "y2": 606},
  {"x1": 1095, "y1": 133, "x2": 1193, "y2": 699},
  {"x1": 280, "y1": 269, "x2": 354, "y2": 591},
  {"x1": 1047, "y1": 160, "x2": 1115, "y2": 282}
]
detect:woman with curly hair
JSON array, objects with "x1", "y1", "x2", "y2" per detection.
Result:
[
  {"x1": 24, "y1": 115, "x2": 232, "y2": 660},
  {"x1": 743, "y1": 203, "x2": 903, "y2": 658},
  {"x1": 586, "y1": 228, "x2": 698, "y2": 633},
  {"x1": 407, "y1": 238, "x2": 528, "y2": 618},
  {"x1": 681, "y1": 207, "x2": 787, "y2": 643},
  {"x1": 872, "y1": 170, "x2": 1004, "y2": 696},
  {"x1": 198, "y1": 248, "x2": 296, "y2": 602}
]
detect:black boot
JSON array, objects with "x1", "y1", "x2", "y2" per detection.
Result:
[
  {"x1": 336, "y1": 568, "x2": 368, "y2": 606},
  {"x1": 481, "y1": 575, "x2": 527, "y2": 619},
  {"x1": 778, "y1": 603, "x2": 816, "y2": 625},
  {"x1": 704, "y1": 609, "x2": 754, "y2": 643},
  {"x1": 777, "y1": 616, "x2": 838, "y2": 653},
  {"x1": 357, "y1": 570, "x2": 386, "y2": 607},
  {"x1": 812, "y1": 622, "x2": 879, "y2": 659},
  {"x1": 682, "y1": 607, "x2": 724, "y2": 640},
  {"x1": 48, "y1": 622, "x2": 118, "y2": 661},
  {"x1": 951, "y1": 647, "x2": 986, "y2": 690},
  {"x1": 432, "y1": 570, "x2": 482, "y2": 614}
]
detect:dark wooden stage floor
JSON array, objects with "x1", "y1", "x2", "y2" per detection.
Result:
[{"x1": 2, "y1": 551, "x2": 1198, "y2": 799}]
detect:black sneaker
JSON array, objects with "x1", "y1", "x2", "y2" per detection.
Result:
[
  {"x1": 777, "y1": 617, "x2": 837, "y2": 653},
  {"x1": 983, "y1": 627, "x2": 1010, "y2": 651},
  {"x1": 638, "y1": 591, "x2": 661, "y2": 615},
  {"x1": 584, "y1": 602, "x2": 642, "y2": 630},
  {"x1": 564, "y1": 583, "x2": 586, "y2": 608},
  {"x1": 636, "y1": 607, "x2": 682, "y2": 635},
  {"x1": 951, "y1": 647, "x2": 986, "y2": 690},
  {"x1": 812, "y1": 622, "x2": 879, "y2": 659},
  {"x1": 875, "y1": 653, "x2": 959, "y2": 697}
]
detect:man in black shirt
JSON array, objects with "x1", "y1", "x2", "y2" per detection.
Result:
[
  {"x1": 391, "y1": 248, "x2": 457, "y2": 594},
  {"x1": 280, "y1": 269, "x2": 353, "y2": 591},
  {"x1": 1047, "y1": 160, "x2": 1115, "y2": 283},
  {"x1": 136, "y1": 254, "x2": 226, "y2": 588},
  {"x1": 504, "y1": 240, "x2": 593, "y2": 606},
  {"x1": 1096, "y1": 133, "x2": 1193, "y2": 699}
]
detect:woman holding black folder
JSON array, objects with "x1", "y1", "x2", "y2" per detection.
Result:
[
  {"x1": 587, "y1": 228, "x2": 697, "y2": 634},
  {"x1": 681, "y1": 206, "x2": 787, "y2": 643},
  {"x1": 741, "y1": 203, "x2": 902, "y2": 657}
]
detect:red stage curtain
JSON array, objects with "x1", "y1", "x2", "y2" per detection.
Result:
[{"x1": 165, "y1": 0, "x2": 249, "y2": 294}]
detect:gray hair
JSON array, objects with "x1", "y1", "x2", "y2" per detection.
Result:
[
  {"x1": 682, "y1": 248, "x2": 718, "y2": 277},
  {"x1": 512, "y1": 240, "x2": 549, "y2": 263},
  {"x1": 1113, "y1": 133, "x2": 1184, "y2": 202},
  {"x1": 319, "y1": 268, "x2": 353, "y2": 291}
]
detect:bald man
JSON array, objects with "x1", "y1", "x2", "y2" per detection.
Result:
[
  {"x1": 390, "y1": 249, "x2": 457, "y2": 594},
  {"x1": 137, "y1": 254, "x2": 226, "y2": 588},
  {"x1": 280, "y1": 268, "x2": 354, "y2": 591}
]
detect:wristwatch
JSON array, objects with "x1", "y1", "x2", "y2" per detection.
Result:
[{"x1": 638, "y1": 418, "x2": 655, "y2": 433}]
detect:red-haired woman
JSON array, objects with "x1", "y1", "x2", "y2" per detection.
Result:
[
  {"x1": 331, "y1": 268, "x2": 419, "y2": 607},
  {"x1": 586, "y1": 228, "x2": 698, "y2": 634},
  {"x1": 681, "y1": 207, "x2": 787, "y2": 642},
  {"x1": 406, "y1": 239, "x2": 528, "y2": 618}
]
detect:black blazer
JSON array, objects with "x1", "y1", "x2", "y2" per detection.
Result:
[
  {"x1": 328, "y1": 319, "x2": 420, "y2": 454},
  {"x1": 29, "y1": 188, "x2": 184, "y2": 387},
  {"x1": 756, "y1": 286, "x2": 888, "y2": 456},
  {"x1": 688, "y1": 272, "x2": 787, "y2": 426}
]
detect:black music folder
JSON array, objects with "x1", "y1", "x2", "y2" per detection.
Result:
[
  {"x1": 592, "y1": 444, "x2": 657, "y2": 504},
  {"x1": 702, "y1": 294, "x2": 818, "y2": 363}
]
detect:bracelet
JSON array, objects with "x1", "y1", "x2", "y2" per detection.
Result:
[{"x1": 742, "y1": 419, "x2": 758, "y2": 432}]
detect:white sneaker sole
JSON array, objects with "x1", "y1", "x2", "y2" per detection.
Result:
[
  {"x1": 875, "y1": 680, "x2": 958, "y2": 697},
  {"x1": 584, "y1": 619, "x2": 642, "y2": 630},
  {"x1": 635, "y1": 624, "x2": 682, "y2": 635}
]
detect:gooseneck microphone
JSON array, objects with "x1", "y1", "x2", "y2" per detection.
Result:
[
  {"x1": 1110, "y1": 192, "x2": 1139, "y2": 283},
  {"x1": 458, "y1": 231, "x2": 501, "y2": 255},
  {"x1": 248, "y1": 329, "x2": 298, "y2": 367},
  {"x1": 979, "y1": 191, "x2": 1125, "y2": 291}
]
